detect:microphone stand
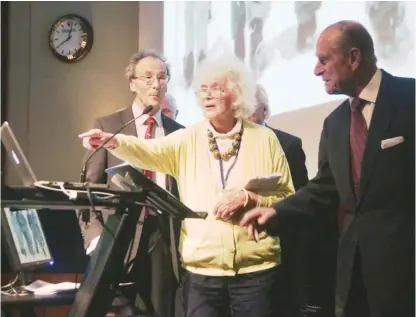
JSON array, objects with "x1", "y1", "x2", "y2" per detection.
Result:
[
  {"x1": 80, "y1": 105, "x2": 154, "y2": 183},
  {"x1": 79, "y1": 105, "x2": 154, "y2": 224}
]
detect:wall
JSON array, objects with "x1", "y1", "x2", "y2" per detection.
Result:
[
  {"x1": 138, "y1": 1, "x2": 164, "y2": 51},
  {"x1": 5, "y1": 1, "x2": 139, "y2": 184}
]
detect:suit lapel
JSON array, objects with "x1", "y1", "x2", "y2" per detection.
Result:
[
  {"x1": 119, "y1": 107, "x2": 137, "y2": 137},
  {"x1": 334, "y1": 101, "x2": 356, "y2": 204},
  {"x1": 358, "y1": 71, "x2": 394, "y2": 204},
  {"x1": 161, "y1": 114, "x2": 176, "y2": 135}
]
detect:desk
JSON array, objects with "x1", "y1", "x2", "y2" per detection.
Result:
[{"x1": 1, "y1": 290, "x2": 76, "y2": 317}]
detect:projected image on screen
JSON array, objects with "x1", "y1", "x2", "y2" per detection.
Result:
[
  {"x1": 4, "y1": 208, "x2": 52, "y2": 265},
  {"x1": 164, "y1": 1, "x2": 415, "y2": 125}
]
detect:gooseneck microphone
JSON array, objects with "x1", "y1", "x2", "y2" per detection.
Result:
[{"x1": 80, "y1": 105, "x2": 154, "y2": 183}]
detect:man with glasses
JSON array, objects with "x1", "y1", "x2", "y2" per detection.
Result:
[{"x1": 80, "y1": 50, "x2": 184, "y2": 317}]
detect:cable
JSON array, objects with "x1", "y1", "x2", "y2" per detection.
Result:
[
  {"x1": 1, "y1": 282, "x2": 29, "y2": 297},
  {"x1": 33, "y1": 181, "x2": 160, "y2": 284},
  {"x1": 34, "y1": 180, "x2": 119, "y2": 239},
  {"x1": 84, "y1": 183, "x2": 115, "y2": 240},
  {"x1": 0, "y1": 274, "x2": 19, "y2": 290},
  {"x1": 34, "y1": 181, "x2": 116, "y2": 199}
]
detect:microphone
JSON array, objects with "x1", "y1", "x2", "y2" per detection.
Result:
[{"x1": 80, "y1": 105, "x2": 154, "y2": 183}]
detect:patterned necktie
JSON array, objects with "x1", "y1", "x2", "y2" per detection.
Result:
[
  {"x1": 349, "y1": 98, "x2": 368, "y2": 194},
  {"x1": 143, "y1": 116, "x2": 155, "y2": 178},
  {"x1": 143, "y1": 116, "x2": 155, "y2": 217}
]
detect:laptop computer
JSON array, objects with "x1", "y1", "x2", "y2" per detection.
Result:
[
  {"x1": 1, "y1": 121, "x2": 37, "y2": 186},
  {"x1": 1, "y1": 121, "x2": 107, "y2": 191}
]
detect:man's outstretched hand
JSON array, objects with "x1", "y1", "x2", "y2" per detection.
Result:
[{"x1": 240, "y1": 207, "x2": 277, "y2": 239}]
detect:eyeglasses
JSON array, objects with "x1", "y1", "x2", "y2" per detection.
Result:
[
  {"x1": 132, "y1": 73, "x2": 169, "y2": 86},
  {"x1": 195, "y1": 86, "x2": 227, "y2": 98}
]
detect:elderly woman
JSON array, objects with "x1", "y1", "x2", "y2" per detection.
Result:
[{"x1": 79, "y1": 55, "x2": 295, "y2": 317}]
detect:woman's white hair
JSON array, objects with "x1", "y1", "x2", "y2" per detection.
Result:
[{"x1": 193, "y1": 55, "x2": 257, "y2": 119}]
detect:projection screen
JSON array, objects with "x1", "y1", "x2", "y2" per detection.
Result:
[{"x1": 163, "y1": 1, "x2": 415, "y2": 176}]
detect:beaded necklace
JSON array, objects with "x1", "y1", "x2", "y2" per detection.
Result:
[{"x1": 207, "y1": 124, "x2": 243, "y2": 189}]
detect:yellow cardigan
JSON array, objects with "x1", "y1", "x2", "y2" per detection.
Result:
[{"x1": 110, "y1": 120, "x2": 295, "y2": 276}]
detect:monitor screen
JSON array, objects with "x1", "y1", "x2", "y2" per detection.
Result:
[{"x1": 2, "y1": 208, "x2": 53, "y2": 271}]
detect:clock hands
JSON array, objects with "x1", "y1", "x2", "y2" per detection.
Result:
[
  {"x1": 56, "y1": 36, "x2": 71, "y2": 49},
  {"x1": 68, "y1": 22, "x2": 74, "y2": 37},
  {"x1": 56, "y1": 22, "x2": 74, "y2": 49}
]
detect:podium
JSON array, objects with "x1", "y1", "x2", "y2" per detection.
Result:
[{"x1": 2, "y1": 166, "x2": 206, "y2": 317}]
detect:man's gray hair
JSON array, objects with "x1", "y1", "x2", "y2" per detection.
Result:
[
  {"x1": 193, "y1": 55, "x2": 257, "y2": 120},
  {"x1": 165, "y1": 93, "x2": 178, "y2": 114},
  {"x1": 256, "y1": 84, "x2": 271, "y2": 120},
  {"x1": 125, "y1": 50, "x2": 171, "y2": 81}
]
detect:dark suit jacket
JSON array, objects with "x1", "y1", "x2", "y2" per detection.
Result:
[
  {"x1": 268, "y1": 127, "x2": 313, "y2": 316},
  {"x1": 81, "y1": 107, "x2": 184, "y2": 317},
  {"x1": 268, "y1": 126, "x2": 308, "y2": 190},
  {"x1": 273, "y1": 70, "x2": 415, "y2": 316}
]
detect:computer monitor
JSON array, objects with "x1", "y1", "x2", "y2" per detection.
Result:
[
  {"x1": 1, "y1": 207, "x2": 54, "y2": 272},
  {"x1": 1, "y1": 121, "x2": 37, "y2": 187}
]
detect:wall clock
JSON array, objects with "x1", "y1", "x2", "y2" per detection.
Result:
[{"x1": 49, "y1": 14, "x2": 93, "y2": 63}]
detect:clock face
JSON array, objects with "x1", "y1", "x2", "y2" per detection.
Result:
[{"x1": 49, "y1": 15, "x2": 93, "y2": 63}]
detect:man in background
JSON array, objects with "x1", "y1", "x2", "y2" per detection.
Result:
[
  {"x1": 80, "y1": 50, "x2": 184, "y2": 317},
  {"x1": 249, "y1": 84, "x2": 308, "y2": 316},
  {"x1": 249, "y1": 84, "x2": 308, "y2": 190},
  {"x1": 161, "y1": 93, "x2": 179, "y2": 120},
  {"x1": 249, "y1": 84, "x2": 337, "y2": 317}
]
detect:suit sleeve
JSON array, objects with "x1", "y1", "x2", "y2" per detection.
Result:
[
  {"x1": 78, "y1": 118, "x2": 107, "y2": 250},
  {"x1": 256, "y1": 133, "x2": 296, "y2": 207},
  {"x1": 285, "y1": 139, "x2": 309, "y2": 190},
  {"x1": 268, "y1": 119, "x2": 340, "y2": 234},
  {"x1": 85, "y1": 118, "x2": 108, "y2": 184}
]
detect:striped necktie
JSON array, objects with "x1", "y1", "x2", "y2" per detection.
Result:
[{"x1": 143, "y1": 116, "x2": 155, "y2": 216}]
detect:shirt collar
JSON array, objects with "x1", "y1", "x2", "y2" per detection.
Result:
[
  {"x1": 132, "y1": 102, "x2": 163, "y2": 127},
  {"x1": 205, "y1": 119, "x2": 243, "y2": 139},
  {"x1": 349, "y1": 68, "x2": 382, "y2": 105}
]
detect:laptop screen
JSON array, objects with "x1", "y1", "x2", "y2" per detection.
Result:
[{"x1": 1, "y1": 121, "x2": 37, "y2": 186}]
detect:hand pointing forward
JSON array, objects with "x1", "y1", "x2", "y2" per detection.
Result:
[{"x1": 78, "y1": 129, "x2": 119, "y2": 150}]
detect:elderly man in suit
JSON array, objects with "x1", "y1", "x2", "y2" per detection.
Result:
[
  {"x1": 250, "y1": 85, "x2": 313, "y2": 317},
  {"x1": 249, "y1": 84, "x2": 308, "y2": 190},
  {"x1": 242, "y1": 21, "x2": 415, "y2": 317},
  {"x1": 251, "y1": 85, "x2": 338, "y2": 316},
  {"x1": 80, "y1": 50, "x2": 184, "y2": 317}
]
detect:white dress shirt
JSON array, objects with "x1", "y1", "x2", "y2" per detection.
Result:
[{"x1": 349, "y1": 68, "x2": 382, "y2": 129}]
